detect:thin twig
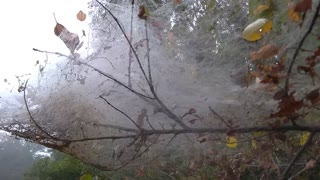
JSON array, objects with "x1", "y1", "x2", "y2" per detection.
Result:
[
  {"x1": 94, "y1": 1, "x2": 189, "y2": 129},
  {"x1": 209, "y1": 106, "x2": 232, "y2": 128},
  {"x1": 32, "y1": 48, "x2": 154, "y2": 100},
  {"x1": 87, "y1": 122, "x2": 140, "y2": 133},
  {"x1": 128, "y1": 1, "x2": 134, "y2": 88},
  {"x1": 147, "y1": 134, "x2": 178, "y2": 164},
  {"x1": 281, "y1": 131, "x2": 316, "y2": 179},
  {"x1": 284, "y1": 1, "x2": 320, "y2": 94},
  {"x1": 145, "y1": 19, "x2": 153, "y2": 87},
  {"x1": 288, "y1": 166, "x2": 308, "y2": 180},
  {"x1": 84, "y1": 62, "x2": 154, "y2": 99},
  {"x1": 95, "y1": 0, "x2": 151, "y2": 87},
  {"x1": 132, "y1": 135, "x2": 160, "y2": 160},
  {"x1": 23, "y1": 80, "x2": 61, "y2": 141},
  {"x1": 145, "y1": 114, "x2": 155, "y2": 130},
  {"x1": 99, "y1": 95, "x2": 142, "y2": 131}
]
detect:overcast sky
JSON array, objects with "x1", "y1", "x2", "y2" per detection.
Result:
[{"x1": 0, "y1": 0, "x2": 89, "y2": 94}]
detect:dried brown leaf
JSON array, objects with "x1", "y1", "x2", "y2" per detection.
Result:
[
  {"x1": 136, "y1": 108, "x2": 147, "y2": 128},
  {"x1": 294, "y1": 0, "x2": 312, "y2": 12},
  {"x1": 250, "y1": 44, "x2": 279, "y2": 61},
  {"x1": 138, "y1": 5, "x2": 147, "y2": 19},
  {"x1": 306, "y1": 88, "x2": 320, "y2": 105},
  {"x1": 77, "y1": 10, "x2": 86, "y2": 21},
  {"x1": 271, "y1": 92, "x2": 304, "y2": 118}
]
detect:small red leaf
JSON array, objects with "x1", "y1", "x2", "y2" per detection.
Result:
[
  {"x1": 306, "y1": 88, "x2": 320, "y2": 105},
  {"x1": 227, "y1": 129, "x2": 236, "y2": 136},
  {"x1": 138, "y1": 5, "x2": 147, "y2": 19},
  {"x1": 260, "y1": 74, "x2": 280, "y2": 84},
  {"x1": 268, "y1": 120, "x2": 282, "y2": 128},
  {"x1": 273, "y1": 89, "x2": 286, "y2": 100},
  {"x1": 274, "y1": 133, "x2": 287, "y2": 141},
  {"x1": 294, "y1": 0, "x2": 312, "y2": 12},
  {"x1": 271, "y1": 92, "x2": 304, "y2": 118}
]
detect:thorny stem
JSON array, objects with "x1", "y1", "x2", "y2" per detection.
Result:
[{"x1": 284, "y1": 1, "x2": 320, "y2": 95}]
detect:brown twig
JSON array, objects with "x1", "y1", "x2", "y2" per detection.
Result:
[
  {"x1": 23, "y1": 80, "x2": 61, "y2": 141},
  {"x1": 95, "y1": 0, "x2": 151, "y2": 87},
  {"x1": 64, "y1": 125, "x2": 320, "y2": 143},
  {"x1": 209, "y1": 106, "x2": 232, "y2": 128},
  {"x1": 88, "y1": 122, "x2": 140, "y2": 133},
  {"x1": 128, "y1": 1, "x2": 134, "y2": 88},
  {"x1": 281, "y1": 131, "x2": 316, "y2": 179},
  {"x1": 95, "y1": 1, "x2": 190, "y2": 129},
  {"x1": 99, "y1": 95, "x2": 142, "y2": 131},
  {"x1": 32, "y1": 48, "x2": 154, "y2": 100},
  {"x1": 284, "y1": 1, "x2": 320, "y2": 95},
  {"x1": 145, "y1": 18, "x2": 153, "y2": 89}
]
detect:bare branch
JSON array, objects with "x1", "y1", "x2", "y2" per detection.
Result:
[
  {"x1": 284, "y1": 1, "x2": 320, "y2": 94},
  {"x1": 99, "y1": 95, "x2": 143, "y2": 131},
  {"x1": 145, "y1": 19, "x2": 153, "y2": 88},
  {"x1": 128, "y1": 1, "x2": 134, "y2": 88},
  {"x1": 23, "y1": 80, "x2": 61, "y2": 141},
  {"x1": 65, "y1": 125, "x2": 320, "y2": 143},
  {"x1": 93, "y1": 1, "x2": 190, "y2": 129},
  {"x1": 32, "y1": 48, "x2": 154, "y2": 100},
  {"x1": 209, "y1": 106, "x2": 232, "y2": 128},
  {"x1": 95, "y1": 0, "x2": 151, "y2": 87},
  {"x1": 87, "y1": 122, "x2": 139, "y2": 133},
  {"x1": 281, "y1": 131, "x2": 316, "y2": 179},
  {"x1": 84, "y1": 62, "x2": 154, "y2": 99},
  {"x1": 147, "y1": 134, "x2": 178, "y2": 164}
]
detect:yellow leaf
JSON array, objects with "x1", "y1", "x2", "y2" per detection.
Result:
[
  {"x1": 80, "y1": 174, "x2": 92, "y2": 180},
  {"x1": 253, "y1": 131, "x2": 266, "y2": 137},
  {"x1": 242, "y1": 18, "x2": 272, "y2": 41},
  {"x1": 288, "y1": 3, "x2": 301, "y2": 22},
  {"x1": 300, "y1": 131, "x2": 310, "y2": 146},
  {"x1": 226, "y1": 136, "x2": 237, "y2": 148},
  {"x1": 253, "y1": 5, "x2": 269, "y2": 15},
  {"x1": 251, "y1": 139, "x2": 257, "y2": 149}
]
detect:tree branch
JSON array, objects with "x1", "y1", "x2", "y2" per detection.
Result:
[
  {"x1": 209, "y1": 106, "x2": 232, "y2": 128},
  {"x1": 23, "y1": 80, "x2": 61, "y2": 141},
  {"x1": 95, "y1": 0, "x2": 151, "y2": 87},
  {"x1": 281, "y1": 131, "x2": 316, "y2": 180},
  {"x1": 128, "y1": 1, "x2": 134, "y2": 88},
  {"x1": 87, "y1": 122, "x2": 140, "y2": 133},
  {"x1": 99, "y1": 95, "x2": 142, "y2": 131},
  {"x1": 284, "y1": 1, "x2": 320, "y2": 94},
  {"x1": 65, "y1": 125, "x2": 320, "y2": 142},
  {"x1": 32, "y1": 48, "x2": 154, "y2": 100}
]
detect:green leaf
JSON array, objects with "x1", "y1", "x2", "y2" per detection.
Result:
[{"x1": 208, "y1": 0, "x2": 215, "y2": 9}]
